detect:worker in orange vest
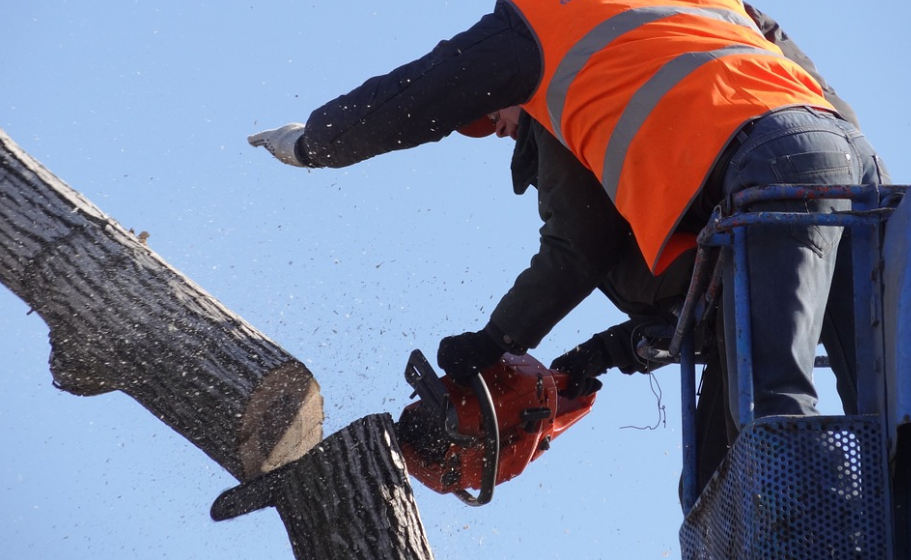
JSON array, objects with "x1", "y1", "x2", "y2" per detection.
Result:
[
  {"x1": 250, "y1": 1, "x2": 890, "y2": 423},
  {"x1": 490, "y1": 4, "x2": 870, "y2": 484}
]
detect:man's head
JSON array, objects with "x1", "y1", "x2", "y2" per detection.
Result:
[
  {"x1": 456, "y1": 115, "x2": 497, "y2": 138},
  {"x1": 457, "y1": 106, "x2": 522, "y2": 140}
]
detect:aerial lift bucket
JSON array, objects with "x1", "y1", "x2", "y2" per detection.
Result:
[{"x1": 660, "y1": 184, "x2": 909, "y2": 559}]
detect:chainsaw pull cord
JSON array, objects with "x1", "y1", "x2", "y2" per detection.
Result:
[{"x1": 454, "y1": 374, "x2": 500, "y2": 506}]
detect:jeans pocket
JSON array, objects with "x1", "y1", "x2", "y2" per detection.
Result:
[{"x1": 770, "y1": 151, "x2": 854, "y2": 257}]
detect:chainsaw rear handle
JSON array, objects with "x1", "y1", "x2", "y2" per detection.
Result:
[
  {"x1": 403, "y1": 349, "x2": 499, "y2": 506},
  {"x1": 454, "y1": 373, "x2": 499, "y2": 506}
]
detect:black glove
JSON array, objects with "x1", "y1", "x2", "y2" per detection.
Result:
[
  {"x1": 437, "y1": 330, "x2": 505, "y2": 386},
  {"x1": 550, "y1": 335, "x2": 612, "y2": 399}
]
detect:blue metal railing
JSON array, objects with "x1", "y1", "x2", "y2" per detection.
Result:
[{"x1": 670, "y1": 184, "x2": 907, "y2": 519}]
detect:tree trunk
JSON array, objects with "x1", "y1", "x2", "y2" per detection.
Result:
[
  {"x1": 212, "y1": 414, "x2": 435, "y2": 560},
  {"x1": 0, "y1": 126, "x2": 322, "y2": 479}
]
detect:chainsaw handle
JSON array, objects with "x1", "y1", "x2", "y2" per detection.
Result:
[{"x1": 454, "y1": 373, "x2": 499, "y2": 507}]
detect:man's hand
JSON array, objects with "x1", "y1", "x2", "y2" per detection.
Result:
[
  {"x1": 437, "y1": 330, "x2": 505, "y2": 386},
  {"x1": 248, "y1": 123, "x2": 307, "y2": 167},
  {"x1": 550, "y1": 335, "x2": 612, "y2": 399}
]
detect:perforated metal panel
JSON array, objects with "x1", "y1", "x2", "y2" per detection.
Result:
[{"x1": 680, "y1": 416, "x2": 892, "y2": 559}]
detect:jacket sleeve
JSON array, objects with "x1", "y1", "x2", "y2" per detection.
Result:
[
  {"x1": 296, "y1": 1, "x2": 540, "y2": 169},
  {"x1": 744, "y1": 3, "x2": 861, "y2": 128}
]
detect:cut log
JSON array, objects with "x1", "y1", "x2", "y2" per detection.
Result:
[
  {"x1": 213, "y1": 413, "x2": 435, "y2": 560},
  {"x1": 0, "y1": 127, "x2": 323, "y2": 479}
]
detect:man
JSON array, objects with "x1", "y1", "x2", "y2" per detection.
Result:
[
  {"x1": 485, "y1": 5, "x2": 874, "y2": 492},
  {"x1": 510, "y1": 3, "x2": 870, "y2": 454},
  {"x1": 461, "y1": 5, "x2": 877, "y2": 499},
  {"x1": 249, "y1": 1, "x2": 889, "y2": 428}
]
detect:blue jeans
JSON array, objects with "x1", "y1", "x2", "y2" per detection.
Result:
[{"x1": 719, "y1": 107, "x2": 890, "y2": 421}]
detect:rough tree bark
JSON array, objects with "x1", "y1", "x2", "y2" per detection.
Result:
[
  {"x1": 212, "y1": 414, "x2": 435, "y2": 560},
  {"x1": 0, "y1": 127, "x2": 322, "y2": 479},
  {"x1": 0, "y1": 127, "x2": 434, "y2": 558}
]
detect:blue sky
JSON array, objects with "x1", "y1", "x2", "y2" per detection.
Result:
[{"x1": 2, "y1": 2, "x2": 909, "y2": 559}]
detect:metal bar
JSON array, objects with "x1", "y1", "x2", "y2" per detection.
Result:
[
  {"x1": 728, "y1": 183, "x2": 906, "y2": 210},
  {"x1": 680, "y1": 335, "x2": 698, "y2": 514},
  {"x1": 733, "y1": 225, "x2": 755, "y2": 427},
  {"x1": 700, "y1": 211, "x2": 888, "y2": 246},
  {"x1": 699, "y1": 251, "x2": 725, "y2": 327},
  {"x1": 668, "y1": 242, "x2": 717, "y2": 357},
  {"x1": 851, "y1": 187, "x2": 887, "y2": 416}
]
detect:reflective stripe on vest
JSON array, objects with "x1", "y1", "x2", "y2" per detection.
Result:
[
  {"x1": 601, "y1": 43, "x2": 777, "y2": 201},
  {"x1": 546, "y1": 6, "x2": 765, "y2": 146}
]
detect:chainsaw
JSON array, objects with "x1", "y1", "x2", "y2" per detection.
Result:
[{"x1": 395, "y1": 349, "x2": 596, "y2": 506}]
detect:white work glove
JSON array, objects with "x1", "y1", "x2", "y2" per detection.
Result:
[{"x1": 247, "y1": 123, "x2": 307, "y2": 167}]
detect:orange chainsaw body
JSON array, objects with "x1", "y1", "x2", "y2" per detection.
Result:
[{"x1": 397, "y1": 351, "x2": 595, "y2": 501}]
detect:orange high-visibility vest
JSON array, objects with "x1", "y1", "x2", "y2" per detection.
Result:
[{"x1": 508, "y1": 0, "x2": 835, "y2": 273}]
